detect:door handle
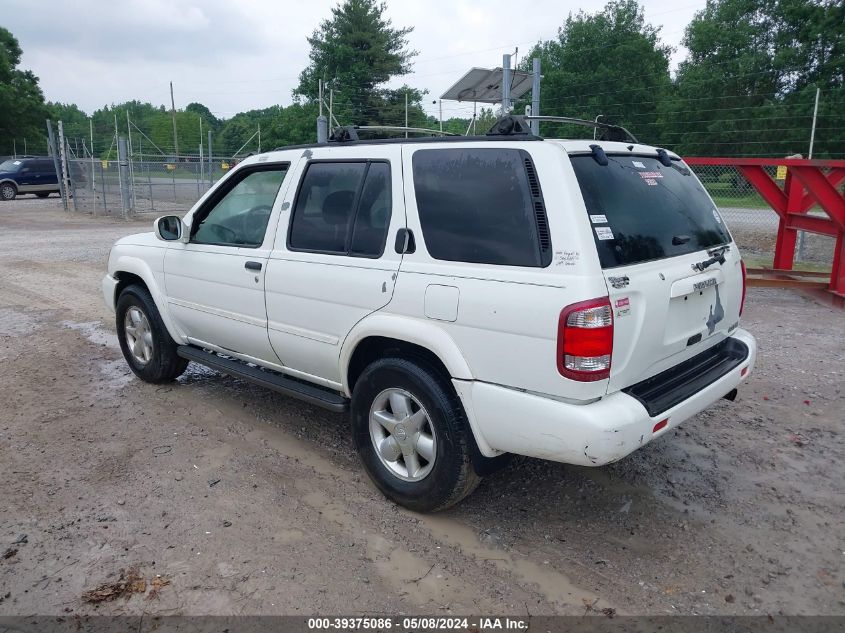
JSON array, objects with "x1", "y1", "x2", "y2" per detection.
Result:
[{"x1": 245, "y1": 261, "x2": 262, "y2": 271}]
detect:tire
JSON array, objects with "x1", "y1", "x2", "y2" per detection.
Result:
[
  {"x1": 351, "y1": 357, "x2": 480, "y2": 512},
  {"x1": 116, "y1": 284, "x2": 188, "y2": 383},
  {"x1": 35, "y1": 192, "x2": 50, "y2": 198},
  {"x1": 0, "y1": 183, "x2": 16, "y2": 201}
]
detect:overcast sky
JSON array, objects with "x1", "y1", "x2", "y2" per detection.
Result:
[{"x1": 4, "y1": 0, "x2": 705, "y2": 121}]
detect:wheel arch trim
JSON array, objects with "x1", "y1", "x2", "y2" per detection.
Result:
[
  {"x1": 112, "y1": 256, "x2": 186, "y2": 344},
  {"x1": 340, "y1": 314, "x2": 474, "y2": 396},
  {"x1": 338, "y1": 315, "x2": 500, "y2": 458}
]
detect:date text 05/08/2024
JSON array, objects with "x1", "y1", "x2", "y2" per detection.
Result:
[{"x1": 307, "y1": 617, "x2": 529, "y2": 631}]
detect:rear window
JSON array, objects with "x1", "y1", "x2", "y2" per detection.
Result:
[
  {"x1": 571, "y1": 155, "x2": 730, "y2": 269},
  {"x1": 412, "y1": 148, "x2": 550, "y2": 267}
]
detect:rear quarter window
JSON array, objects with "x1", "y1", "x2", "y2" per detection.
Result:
[
  {"x1": 412, "y1": 148, "x2": 550, "y2": 267},
  {"x1": 570, "y1": 154, "x2": 730, "y2": 269}
]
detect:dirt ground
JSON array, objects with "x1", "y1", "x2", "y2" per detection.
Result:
[{"x1": 0, "y1": 197, "x2": 843, "y2": 617}]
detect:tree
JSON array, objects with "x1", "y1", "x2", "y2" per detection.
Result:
[
  {"x1": 186, "y1": 102, "x2": 221, "y2": 131},
  {"x1": 522, "y1": 0, "x2": 672, "y2": 142},
  {"x1": 295, "y1": 0, "x2": 419, "y2": 126},
  {"x1": 660, "y1": 0, "x2": 844, "y2": 157},
  {"x1": 0, "y1": 27, "x2": 48, "y2": 155}
]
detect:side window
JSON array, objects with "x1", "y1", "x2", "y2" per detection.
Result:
[
  {"x1": 412, "y1": 148, "x2": 551, "y2": 267},
  {"x1": 192, "y1": 165, "x2": 287, "y2": 247},
  {"x1": 36, "y1": 160, "x2": 55, "y2": 173},
  {"x1": 289, "y1": 161, "x2": 392, "y2": 258}
]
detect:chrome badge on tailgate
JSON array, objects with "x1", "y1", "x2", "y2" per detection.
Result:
[{"x1": 693, "y1": 277, "x2": 718, "y2": 292}]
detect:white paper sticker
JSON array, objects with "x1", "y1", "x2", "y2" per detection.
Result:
[
  {"x1": 590, "y1": 214, "x2": 608, "y2": 224},
  {"x1": 632, "y1": 161, "x2": 646, "y2": 169},
  {"x1": 595, "y1": 227, "x2": 614, "y2": 241},
  {"x1": 13, "y1": 160, "x2": 21, "y2": 165}
]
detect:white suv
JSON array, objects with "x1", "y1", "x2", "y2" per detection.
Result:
[{"x1": 103, "y1": 117, "x2": 756, "y2": 511}]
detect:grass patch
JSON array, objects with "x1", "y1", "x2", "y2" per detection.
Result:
[{"x1": 742, "y1": 253, "x2": 831, "y2": 274}]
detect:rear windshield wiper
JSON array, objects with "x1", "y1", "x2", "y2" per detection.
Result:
[{"x1": 692, "y1": 246, "x2": 730, "y2": 272}]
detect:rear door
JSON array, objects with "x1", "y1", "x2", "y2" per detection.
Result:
[
  {"x1": 265, "y1": 145, "x2": 404, "y2": 386},
  {"x1": 569, "y1": 151, "x2": 744, "y2": 392}
]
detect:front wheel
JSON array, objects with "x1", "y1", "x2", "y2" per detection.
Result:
[
  {"x1": 0, "y1": 183, "x2": 16, "y2": 201},
  {"x1": 351, "y1": 357, "x2": 480, "y2": 512},
  {"x1": 116, "y1": 284, "x2": 188, "y2": 383}
]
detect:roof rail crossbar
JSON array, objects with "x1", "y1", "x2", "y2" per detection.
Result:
[
  {"x1": 523, "y1": 116, "x2": 639, "y2": 143},
  {"x1": 329, "y1": 125, "x2": 458, "y2": 143},
  {"x1": 358, "y1": 125, "x2": 459, "y2": 137}
]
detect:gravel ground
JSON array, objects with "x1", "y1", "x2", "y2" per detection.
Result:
[{"x1": 0, "y1": 197, "x2": 843, "y2": 616}]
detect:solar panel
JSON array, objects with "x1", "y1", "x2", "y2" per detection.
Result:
[{"x1": 440, "y1": 67, "x2": 534, "y2": 103}]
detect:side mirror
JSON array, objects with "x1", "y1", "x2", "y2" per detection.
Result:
[{"x1": 154, "y1": 215, "x2": 188, "y2": 242}]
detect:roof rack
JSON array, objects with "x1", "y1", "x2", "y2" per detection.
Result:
[
  {"x1": 488, "y1": 115, "x2": 638, "y2": 143},
  {"x1": 329, "y1": 125, "x2": 458, "y2": 142}
]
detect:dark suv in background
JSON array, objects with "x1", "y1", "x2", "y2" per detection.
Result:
[{"x1": 0, "y1": 157, "x2": 60, "y2": 200}]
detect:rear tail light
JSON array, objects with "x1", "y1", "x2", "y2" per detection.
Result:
[
  {"x1": 739, "y1": 260, "x2": 747, "y2": 317},
  {"x1": 557, "y1": 297, "x2": 613, "y2": 381}
]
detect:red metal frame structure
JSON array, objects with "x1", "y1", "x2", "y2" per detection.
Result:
[{"x1": 685, "y1": 157, "x2": 845, "y2": 296}]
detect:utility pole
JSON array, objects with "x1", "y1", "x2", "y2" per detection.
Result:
[
  {"x1": 798, "y1": 87, "x2": 821, "y2": 261},
  {"x1": 317, "y1": 79, "x2": 328, "y2": 143},
  {"x1": 126, "y1": 110, "x2": 135, "y2": 208},
  {"x1": 170, "y1": 81, "x2": 179, "y2": 160},
  {"x1": 46, "y1": 120, "x2": 67, "y2": 211},
  {"x1": 405, "y1": 91, "x2": 409, "y2": 138},
  {"x1": 90, "y1": 117, "x2": 95, "y2": 200},
  {"x1": 530, "y1": 58, "x2": 541, "y2": 136},
  {"x1": 329, "y1": 88, "x2": 334, "y2": 132},
  {"x1": 502, "y1": 53, "x2": 512, "y2": 115},
  {"x1": 207, "y1": 130, "x2": 213, "y2": 188},
  {"x1": 808, "y1": 87, "x2": 820, "y2": 159},
  {"x1": 258, "y1": 122, "x2": 261, "y2": 153},
  {"x1": 58, "y1": 120, "x2": 71, "y2": 210}
]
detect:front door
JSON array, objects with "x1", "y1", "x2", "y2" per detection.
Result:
[
  {"x1": 164, "y1": 162, "x2": 292, "y2": 363},
  {"x1": 265, "y1": 146, "x2": 404, "y2": 387}
]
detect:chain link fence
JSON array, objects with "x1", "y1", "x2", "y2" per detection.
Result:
[
  {"x1": 65, "y1": 154, "x2": 239, "y2": 216},
  {"x1": 690, "y1": 164, "x2": 839, "y2": 270},
  {"x1": 54, "y1": 137, "x2": 838, "y2": 274}
]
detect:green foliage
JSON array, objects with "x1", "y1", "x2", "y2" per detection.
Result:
[
  {"x1": 295, "y1": 0, "x2": 419, "y2": 126},
  {"x1": 3, "y1": 1, "x2": 843, "y2": 160},
  {"x1": 522, "y1": 0, "x2": 672, "y2": 142},
  {"x1": 657, "y1": 0, "x2": 844, "y2": 157},
  {"x1": 0, "y1": 27, "x2": 48, "y2": 155}
]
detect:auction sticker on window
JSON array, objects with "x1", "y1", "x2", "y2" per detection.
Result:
[
  {"x1": 589, "y1": 214, "x2": 608, "y2": 224},
  {"x1": 595, "y1": 226, "x2": 615, "y2": 240}
]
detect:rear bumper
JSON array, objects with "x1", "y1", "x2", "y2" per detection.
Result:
[{"x1": 455, "y1": 328, "x2": 757, "y2": 466}]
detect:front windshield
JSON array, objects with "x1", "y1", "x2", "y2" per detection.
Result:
[{"x1": 0, "y1": 160, "x2": 23, "y2": 173}]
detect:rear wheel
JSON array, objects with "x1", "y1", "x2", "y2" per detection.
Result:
[
  {"x1": 0, "y1": 183, "x2": 16, "y2": 201},
  {"x1": 116, "y1": 284, "x2": 187, "y2": 383},
  {"x1": 351, "y1": 357, "x2": 480, "y2": 512},
  {"x1": 35, "y1": 192, "x2": 50, "y2": 198}
]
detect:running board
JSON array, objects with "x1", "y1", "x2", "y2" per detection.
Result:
[{"x1": 176, "y1": 345, "x2": 349, "y2": 413}]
